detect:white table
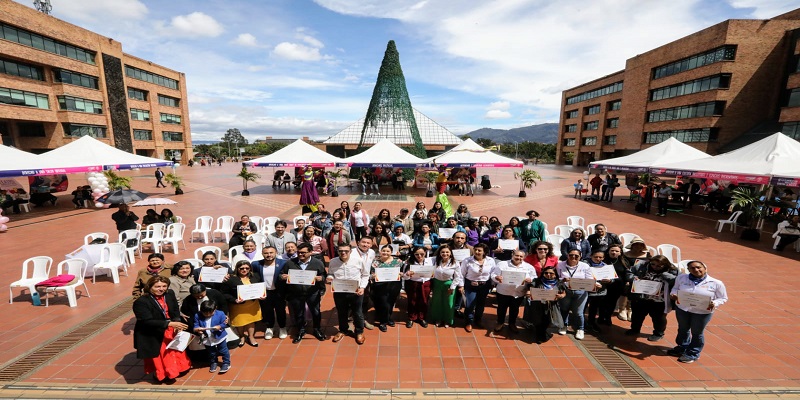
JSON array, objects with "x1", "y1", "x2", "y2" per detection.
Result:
[{"x1": 65, "y1": 244, "x2": 107, "y2": 275}]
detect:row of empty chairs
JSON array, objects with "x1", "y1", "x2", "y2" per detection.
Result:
[
  {"x1": 191, "y1": 215, "x2": 309, "y2": 244},
  {"x1": 9, "y1": 256, "x2": 91, "y2": 307}
]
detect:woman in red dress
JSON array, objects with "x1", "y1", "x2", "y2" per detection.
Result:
[{"x1": 133, "y1": 275, "x2": 191, "y2": 383}]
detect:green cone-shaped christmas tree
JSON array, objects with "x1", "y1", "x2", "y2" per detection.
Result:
[{"x1": 358, "y1": 40, "x2": 427, "y2": 158}]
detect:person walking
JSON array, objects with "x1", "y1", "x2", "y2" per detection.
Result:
[{"x1": 155, "y1": 168, "x2": 166, "y2": 188}]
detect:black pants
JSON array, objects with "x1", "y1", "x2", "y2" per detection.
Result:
[
  {"x1": 629, "y1": 298, "x2": 667, "y2": 336},
  {"x1": 601, "y1": 282, "x2": 624, "y2": 322},
  {"x1": 776, "y1": 234, "x2": 800, "y2": 251},
  {"x1": 495, "y1": 294, "x2": 523, "y2": 325},
  {"x1": 657, "y1": 197, "x2": 668, "y2": 215},
  {"x1": 334, "y1": 292, "x2": 364, "y2": 334},
  {"x1": 156, "y1": 177, "x2": 166, "y2": 187},
  {"x1": 370, "y1": 281, "x2": 401, "y2": 324},
  {"x1": 260, "y1": 290, "x2": 287, "y2": 328},
  {"x1": 287, "y1": 291, "x2": 322, "y2": 330},
  {"x1": 353, "y1": 226, "x2": 368, "y2": 242},
  {"x1": 586, "y1": 294, "x2": 606, "y2": 323}
]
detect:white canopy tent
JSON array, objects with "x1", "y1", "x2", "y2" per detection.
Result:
[
  {"x1": 340, "y1": 139, "x2": 425, "y2": 168},
  {"x1": 33, "y1": 136, "x2": 172, "y2": 174},
  {"x1": 589, "y1": 137, "x2": 710, "y2": 173},
  {"x1": 244, "y1": 139, "x2": 344, "y2": 167},
  {"x1": 0, "y1": 145, "x2": 42, "y2": 177},
  {"x1": 423, "y1": 138, "x2": 523, "y2": 168}
]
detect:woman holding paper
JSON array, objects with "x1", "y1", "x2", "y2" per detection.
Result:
[
  {"x1": 604, "y1": 244, "x2": 633, "y2": 322},
  {"x1": 132, "y1": 275, "x2": 191, "y2": 383},
  {"x1": 526, "y1": 266, "x2": 567, "y2": 344},
  {"x1": 402, "y1": 247, "x2": 433, "y2": 328},
  {"x1": 429, "y1": 245, "x2": 461, "y2": 328},
  {"x1": 585, "y1": 251, "x2": 616, "y2": 333},
  {"x1": 624, "y1": 255, "x2": 678, "y2": 342},
  {"x1": 459, "y1": 243, "x2": 497, "y2": 332},
  {"x1": 369, "y1": 245, "x2": 404, "y2": 332},
  {"x1": 192, "y1": 251, "x2": 232, "y2": 291},
  {"x1": 524, "y1": 240, "x2": 559, "y2": 275},
  {"x1": 668, "y1": 261, "x2": 728, "y2": 363},
  {"x1": 556, "y1": 249, "x2": 599, "y2": 340},
  {"x1": 222, "y1": 260, "x2": 265, "y2": 347},
  {"x1": 491, "y1": 250, "x2": 536, "y2": 333},
  {"x1": 491, "y1": 225, "x2": 526, "y2": 262}
]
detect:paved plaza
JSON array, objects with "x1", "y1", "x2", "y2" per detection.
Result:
[{"x1": 1, "y1": 163, "x2": 799, "y2": 398}]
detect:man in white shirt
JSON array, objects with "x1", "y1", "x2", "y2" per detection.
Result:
[
  {"x1": 354, "y1": 236, "x2": 376, "y2": 329},
  {"x1": 491, "y1": 250, "x2": 536, "y2": 333},
  {"x1": 327, "y1": 244, "x2": 369, "y2": 344},
  {"x1": 266, "y1": 221, "x2": 296, "y2": 255},
  {"x1": 252, "y1": 246, "x2": 287, "y2": 340}
]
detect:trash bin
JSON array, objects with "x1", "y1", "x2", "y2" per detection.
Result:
[{"x1": 481, "y1": 175, "x2": 491, "y2": 190}]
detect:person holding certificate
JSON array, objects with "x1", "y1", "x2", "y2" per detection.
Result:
[
  {"x1": 491, "y1": 250, "x2": 536, "y2": 333},
  {"x1": 560, "y1": 228, "x2": 592, "y2": 261},
  {"x1": 603, "y1": 244, "x2": 632, "y2": 323},
  {"x1": 458, "y1": 243, "x2": 496, "y2": 332},
  {"x1": 391, "y1": 225, "x2": 413, "y2": 260},
  {"x1": 429, "y1": 245, "x2": 461, "y2": 328},
  {"x1": 222, "y1": 260, "x2": 265, "y2": 348},
  {"x1": 524, "y1": 240, "x2": 558, "y2": 276},
  {"x1": 251, "y1": 246, "x2": 288, "y2": 341},
  {"x1": 327, "y1": 243, "x2": 369, "y2": 344},
  {"x1": 556, "y1": 249, "x2": 600, "y2": 340},
  {"x1": 668, "y1": 261, "x2": 728, "y2": 363},
  {"x1": 491, "y1": 225, "x2": 526, "y2": 262},
  {"x1": 585, "y1": 251, "x2": 617, "y2": 333},
  {"x1": 369, "y1": 245, "x2": 404, "y2": 332},
  {"x1": 282, "y1": 243, "x2": 328, "y2": 343},
  {"x1": 412, "y1": 223, "x2": 439, "y2": 254},
  {"x1": 402, "y1": 247, "x2": 434, "y2": 328},
  {"x1": 439, "y1": 217, "x2": 466, "y2": 246},
  {"x1": 525, "y1": 266, "x2": 567, "y2": 344},
  {"x1": 192, "y1": 251, "x2": 232, "y2": 291},
  {"x1": 624, "y1": 255, "x2": 678, "y2": 342}
]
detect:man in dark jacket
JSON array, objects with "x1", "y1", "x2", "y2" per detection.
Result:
[
  {"x1": 111, "y1": 203, "x2": 139, "y2": 233},
  {"x1": 252, "y1": 246, "x2": 288, "y2": 340},
  {"x1": 586, "y1": 223, "x2": 621, "y2": 253},
  {"x1": 155, "y1": 167, "x2": 166, "y2": 188},
  {"x1": 180, "y1": 284, "x2": 229, "y2": 322},
  {"x1": 281, "y1": 243, "x2": 327, "y2": 343}
]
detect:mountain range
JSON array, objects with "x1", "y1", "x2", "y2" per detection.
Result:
[{"x1": 463, "y1": 123, "x2": 559, "y2": 144}]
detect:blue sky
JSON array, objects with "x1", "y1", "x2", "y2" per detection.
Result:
[{"x1": 15, "y1": 0, "x2": 798, "y2": 142}]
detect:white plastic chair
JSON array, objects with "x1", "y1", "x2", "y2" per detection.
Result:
[
  {"x1": 647, "y1": 245, "x2": 658, "y2": 257},
  {"x1": 140, "y1": 223, "x2": 166, "y2": 254},
  {"x1": 249, "y1": 216, "x2": 264, "y2": 231},
  {"x1": 677, "y1": 260, "x2": 691, "y2": 275},
  {"x1": 566, "y1": 216, "x2": 585, "y2": 229},
  {"x1": 553, "y1": 225, "x2": 574, "y2": 237},
  {"x1": 539, "y1": 221, "x2": 549, "y2": 236},
  {"x1": 161, "y1": 223, "x2": 186, "y2": 254},
  {"x1": 9, "y1": 256, "x2": 52, "y2": 304},
  {"x1": 213, "y1": 216, "x2": 235, "y2": 243},
  {"x1": 547, "y1": 234, "x2": 565, "y2": 258},
  {"x1": 585, "y1": 223, "x2": 596, "y2": 236},
  {"x1": 292, "y1": 216, "x2": 308, "y2": 230},
  {"x1": 44, "y1": 259, "x2": 90, "y2": 307},
  {"x1": 263, "y1": 217, "x2": 280, "y2": 235},
  {"x1": 118, "y1": 229, "x2": 141, "y2": 266},
  {"x1": 191, "y1": 216, "x2": 213, "y2": 243},
  {"x1": 619, "y1": 233, "x2": 639, "y2": 247},
  {"x1": 715, "y1": 211, "x2": 743, "y2": 233},
  {"x1": 183, "y1": 258, "x2": 203, "y2": 270},
  {"x1": 92, "y1": 243, "x2": 127, "y2": 284},
  {"x1": 83, "y1": 232, "x2": 109, "y2": 245},
  {"x1": 174, "y1": 216, "x2": 182, "y2": 223},
  {"x1": 194, "y1": 246, "x2": 224, "y2": 261},
  {"x1": 228, "y1": 245, "x2": 244, "y2": 262},
  {"x1": 247, "y1": 233, "x2": 268, "y2": 247},
  {"x1": 657, "y1": 244, "x2": 682, "y2": 265}
]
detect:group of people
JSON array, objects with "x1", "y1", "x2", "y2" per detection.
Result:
[
  {"x1": 133, "y1": 202, "x2": 728, "y2": 383},
  {"x1": 0, "y1": 188, "x2": 29, "y2": 214}
]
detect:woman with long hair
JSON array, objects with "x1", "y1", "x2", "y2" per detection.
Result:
[
  {"x1": 625, "y1": 255, "x2": 678, "y2": 342},
  {"x1": 298, "y1": 225, "x2": 327, "y2": 262},
  {"x1": 429, "y1": 245, "x2": 461, "y2": 328},
  {"x1": 349, "y1": 201, "x2": 370, "y2": 242},
  {"x1": 336, "y1": 200, "x2": 352, "y2": 221},
  {"x1": 458, "y1": 243, "x2": 496, "y2": 332},
  {"x1": 369, "y1": 245, "x2": 404, "y2": 331},
  {"x1": 429, "y1": 201, "x2": 446, "y2": 222},
  {"x1": 412, "y1": 223, "x2": 439, "y2": 255},
  {"x1": 222, "y1": 260, "x2": 266, "y2": 347},
  {"x1": 371, "y1": 223, "x2": 393, "y2": 252},
  {"x1": 526, "y1": 266, "x2": 567, "y2": 344},
  {"x1": 369, "y1": 208, "x2": 392, "y2": 231},
  {"x1": 402, "y1": 247, "x2": 432, "y2": 328},
  {"x1": 524, "y1": 240, "x2": 559, "y2": 275},
  {"x1": 299, "y1": 165, "x2": 320, "y2": 212}
]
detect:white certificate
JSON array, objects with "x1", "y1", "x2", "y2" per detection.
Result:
[
  {"x1": 374, "y1": 267, "x2": 401, "y2": 282},
  {"x1": 502, "y1": 269, "x2": 528, "y2": 286},
  {"x1": 166, "y1": 331, "x2": 192, "y2": 352},
  {"x1": 498, "y1": 239, "x2": 518, "y2": 251},
  {"x1": 198, "y1": 267, "x2": 227, "y2": 283},
  {"x1": 631, "y1": 279, "x2": 662, "y2": 295},
  {"x1": 410, "y1": 264, "x2": 435, "y2": 278},
  {"x1": 288, "y1": 269, "x2": 318, "y2": 285},
  {"x1": 530, "y1": 287, "x2": 557, "y2": 302},
  {"x1": 568, "y1": 278, "x2": 597, "y2": 291},
  {"x1": 677, "y1": 290, "x2": 712, "y2": 311},
  {"x1": 591, "y1": 265, "x2": 618, "y2": 281},
  {"x1": 390, "y1": 244, "x2": 400, "y2": 255},
  {"x1": 332, "y1": 279, "x2": 359, "y2": 293},
  {"x1": 452, "y1": 248, "x2": 471, "y2": 261},
  {"x1": 438, "y1": 228, "x2": 456, "y2": 239},
  {"x1": 237, "y1": 282, "x2": 266, "y2": 301}
]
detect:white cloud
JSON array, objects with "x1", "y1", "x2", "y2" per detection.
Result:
[
  {"x1": 234, "y1": 33, "x2": 258, "y2": 47},
  {"x1": 485, "y1": 110, "x2": 512, "y2": 119},
  {"x1": 728, "y1": 0, "x2": 798, "y2": 18},
  {"x1": 42, "y1": 0, "x2": 148, "y2": 22},
  {"x1": 167, "y1": 12, "x2": 224, "y2": 38},
  {"x1": 301, "y1": 35, "x2": 324, "y2": 48},
  {"x1": 488, "y1": 101, "x2": 510, "y2": 111},
  {"x1": 273, "y1": 42, "x2": 323, "y2": 61}
]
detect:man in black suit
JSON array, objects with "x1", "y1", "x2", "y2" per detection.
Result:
[
  {"x1": 252, "y1": 246, "x2": 288, "y2": 341},
  {"x1": 281, "y1": 242, "x2": 327, "y2": 343},
  {"x1": 180, "y1": 283, "x2": 228, "y2": 322}
]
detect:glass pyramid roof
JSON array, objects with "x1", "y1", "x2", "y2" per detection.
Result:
[{"x1": 324, "y1": 108, "x2": 462, "y2": 146}]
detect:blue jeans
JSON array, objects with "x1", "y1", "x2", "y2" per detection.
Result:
[
  {"x1": 558, "y1": 290, "x2": 588, "y2": 330},
  {"x1": 208, "y1": 342, "x2": 230, "y2": 366},
  {"x1": 463, "y1": 280, "x2": 492, "y2": 325},
  {"x1": 674, "y1": 308, "x2": 713, "y2": 359}
]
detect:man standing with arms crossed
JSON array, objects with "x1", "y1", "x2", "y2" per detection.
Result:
[{"x1": 328, "y1": 243, "x2": 369, "y2": 344}]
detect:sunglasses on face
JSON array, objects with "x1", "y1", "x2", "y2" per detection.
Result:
[
  {"x1": 537, "y1": 248, "x2": 548, "y2": 251},
  {"x1": 568, "y1": 254, "x2": 581, "y2": 258},
  {"x1": 238, "y1": 267, "x2": 250, "y2": 271},
  {"x1": 297, "y1": 251, "x2": 310, "y2": 255}
]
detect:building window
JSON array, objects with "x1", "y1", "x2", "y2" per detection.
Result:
[
  {"x1": 643, "y1": 128, "x2": 718, "y2": 144},
  {"x1": 564, "y1": 124, "x2": 577, "y2": 133},
  {"x1": 157, "y1": 94, "x2": 180, "y2": 108},
  {"x1": 130, "y1": 108, "x2": 150, "y2": 121},
  {"x1": 647, "y1": 101, "x2": 725, "y2": 122},
  {"x1": 18, "y1": 122, "x2": 45, "y2": 137},
  {"x1": 604, "y1": 135, "x2": 617, "y2": 145},
  {"x1": 563, "y1": 138, "x2": 575, "y2": 147},
  {"x1": 608, "y1": 100, "x2": 621, "y2": 111},
  {"x1": 650, "y1": 74, "x2": 731, "y2": 101},
  {"x1": 653, "y1": 45, "x2": 737, "y2": 80},
  {"x1": 0, "y1": 57, "x2": 44, "y2": 81},
  {"x1": 585, "y1": 105, "x2": 600, "y2": 115},
  {"x1": 128, "y1": 87, "x2": 148, "y2": 101},
  {"x1": 788, "y1": 89, "x2": 800, "y2": 107},
  {"x1": 160, "y1": 113, "x2": 181, "y2": 124},
  {"x1": 583, "y1": 137, "x2": 597, "y2": 146},
  {"x1": 566, "y1": 81, "x2": 624, "y2": 105},
  {"x1": 583, "y1": 121, "x2": 599, "y2": 130},
  {"x1": 125, "y1": 65, "x2": 179, "y2": 90},
  {"x1": 162, "y1": 131, "x2": 183, "y2": 142},
  {"x1": 0, "y1": 22, "x2": 95, "y2": 64},
  {"x1": 0, "y1": 87, "x2": 48, "y2": 109},
  {"x1": 63, "y1": 123, "x2": 106, "y2": 138},
  {"x1": 133, "y1": 129, "x2": 153, "y2": 140},
  {"x1": 57, "y1": 95, "x2": 103, "y2": 114},
  {"x1": 607, "y1": 118, "x2": 619, "y2": 128},
  {"x1": 782, "y1": 122, "x2": 800, "y2": 140},
  {"x1": 53, "y1": 69, "x2": 99, "y2": 89},
  {"x1": 565, "y1": 109, "x2": 578, "y2": 119}
]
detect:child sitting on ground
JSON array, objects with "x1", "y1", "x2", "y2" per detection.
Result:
[
  {"x1": 573, "y1": 179, "x2": 584, "y2": 199},
  {"x1": 193, "y1": 300, "x2": 230, "y2": 374}
]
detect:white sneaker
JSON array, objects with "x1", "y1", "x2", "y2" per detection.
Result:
[
  {"x1": 264, "y1": 328, "x2": 273, "y2": 340},
  {"x1": 575, "y1": 329, "x2": 585, "y2": 340},
  {"x1": 278, "y1": 328, "x2": 287, "y2": 339},
  {"x1": 558, "y1": 329, "x2": 567, "y2": 335}
]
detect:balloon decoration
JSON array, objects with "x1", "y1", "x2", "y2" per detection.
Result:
[
  {"x1": 0, "y1": 216, "x2": 9, "y2": 224},
  {"x1": 0, "y1": 225, "x2": 7, "y2": 232},
  {"x1": 86, "y1": 172, "x2": 111, "y2": 208},
  {"x1": 0, "y1": 209, "x2": 7, "y2": 233}
]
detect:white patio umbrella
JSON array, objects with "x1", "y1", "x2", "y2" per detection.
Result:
[{"x1": 132, "y1": 197, "x2": 177, "y2": 211}]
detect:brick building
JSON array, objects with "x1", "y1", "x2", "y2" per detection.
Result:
[
  {"x1": 0, "y1": 0, "x2": 192, "y2": 161},
  {"x1": 557, "y1": 8, "x2": 800, "y2": 166}
]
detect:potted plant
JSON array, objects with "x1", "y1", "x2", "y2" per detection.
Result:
[
  {"x1": 237, "y1": 167, "x2": 260, "y2": 196},
  {"x1": 514, "y1": 169, "x2": 543, "y2": 197},
  {"x1": 326, "y1": 168, "x2": 348, "y2": 197},
  {"x1": 103, "y1": 170, "x2": 132, "y2": 190},
  {"x1": 730, "y1": 186, "x2": 767, "y2": 241},
  {"x1": 423, "y1": 171, "x2": 439, "y2": 197},
  {"x1": 164, "y1": 173, "x2": 184, "y2": 195}
]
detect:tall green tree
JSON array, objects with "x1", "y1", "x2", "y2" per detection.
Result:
[{"x1": 221, "y1": 128, "x2": 247, "y2": 147}]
